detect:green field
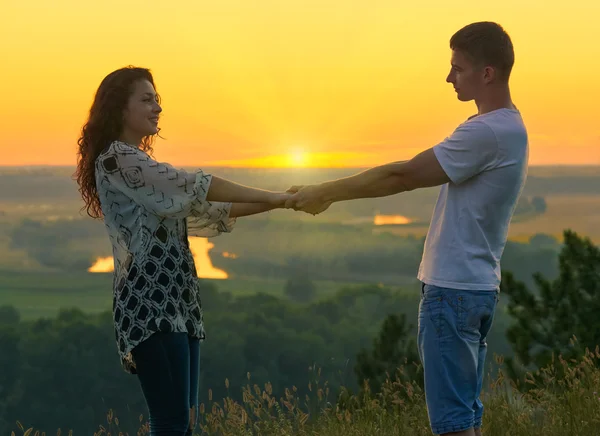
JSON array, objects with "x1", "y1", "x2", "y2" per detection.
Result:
[
  {"x1": 1, "y1": 165, "x2": 599, "y2": 323},
  {"x1": 0, "y1": 270, "x2": 373, "y2": 320},
  {"x1": 0, "y1": 270, "x2": 112, "y2": 319}
]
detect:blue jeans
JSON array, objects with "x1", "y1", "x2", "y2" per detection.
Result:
[
  {"x1": 131, "y1": 332, "x2": 200, "y2": 436},
  {"x1": 417, "y1": 283, "x2": 499, "y2": 435}
]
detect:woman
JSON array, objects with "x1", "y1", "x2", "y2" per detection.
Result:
[{"x1": 75, "y1": 66, "x2": 290, "y2": 435}]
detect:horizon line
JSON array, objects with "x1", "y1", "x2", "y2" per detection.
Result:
[{"x1": 1, "y1": 163, "x2": 599, "y2": 170}]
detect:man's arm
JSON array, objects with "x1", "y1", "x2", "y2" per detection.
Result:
[
  {"x1": 286, "y1": 148, "x2": 449, "y2": 212},
  {"x1": 324, "y1": 148, "x2": 449, "y2": 202},
  {"x1": 285, "y1": 121, "x2": 500, "y2": 214}
]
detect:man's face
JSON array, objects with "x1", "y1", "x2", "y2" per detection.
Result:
[{"x1": 446, "y1": 50, "x2": 485, "y2": 102}]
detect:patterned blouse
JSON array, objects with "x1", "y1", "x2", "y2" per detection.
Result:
[{"x1": 95, "y1": 140, "x2": 235, "y2": 374}]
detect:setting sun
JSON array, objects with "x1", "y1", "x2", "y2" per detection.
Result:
[
  {"x1": 289, "y1": 149, "x2": 308, "y2": 167},
  {"x1": 1, "y1": 1, "x2": 599, "y2": 167}
]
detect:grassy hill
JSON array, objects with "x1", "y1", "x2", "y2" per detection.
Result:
[{"x1": 12, "y1": 347, "x2": 600, "y2": 435}]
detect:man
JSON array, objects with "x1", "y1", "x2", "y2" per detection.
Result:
[{"x1": 286, "y1": 22, "x2": 528, "y2": 436}]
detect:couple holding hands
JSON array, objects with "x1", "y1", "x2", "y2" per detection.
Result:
[{"x1": 76, "y1": 21, "x2": 526, "y2": 436}]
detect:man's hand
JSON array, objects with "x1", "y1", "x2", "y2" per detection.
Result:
[{"x1": 285, "y1": 184, "x2": 333, "y2": 215}]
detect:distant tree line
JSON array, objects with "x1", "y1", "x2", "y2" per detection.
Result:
[
  {"x1": 9, "y1": 217, "x2": 561, "y2": 289},
  {"x1": 514, "y1": 195, "x2": 547, "y2": 215}
]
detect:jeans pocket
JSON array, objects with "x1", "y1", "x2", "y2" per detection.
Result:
[
  {"x1": 419, "y1": 286, "x2": 451, "y2": 339},
  {"x1": 421, "y1": 285, "x2": 445, "y2": 306},
  {"x1": 458, "y1": 294, "x2": 496, "y2": 342}
]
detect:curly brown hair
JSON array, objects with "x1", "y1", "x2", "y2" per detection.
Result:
[{"x1": 75, "y1": 66, "x2": 160, "y2": 218}]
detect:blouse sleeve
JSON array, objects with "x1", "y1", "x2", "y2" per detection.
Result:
[
  {"x1": 186, "y1": 201, "x2": 236, "y2": 237},
  {"x1": 97, "y1": 142, "x2": 213, "y2": 218}
]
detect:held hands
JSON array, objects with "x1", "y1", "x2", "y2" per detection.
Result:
[
  {"x1": 268, "y1": 191, "x2": 294, "y2": 208},
  {"x1": 284, "y1": 185, "x2": 333, "y2": 215},
  {"x1": 265, "y1": 185, "x2": 333, "y2": 216}
]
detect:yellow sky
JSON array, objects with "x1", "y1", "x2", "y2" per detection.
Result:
[{"x1": 1, "y1": 0, "x2": 599, "y2": 168}]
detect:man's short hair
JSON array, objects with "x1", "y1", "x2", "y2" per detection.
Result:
[{"x1": 450, "y1": 22, "x2": 515, "y2": 81}]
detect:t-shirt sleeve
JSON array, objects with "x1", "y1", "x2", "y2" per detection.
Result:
[
  {"x1": 97, "y1": 142, "x2": 213, "y2": 218},
  {"x1": 433, "y1": 120, "x2": 499, "y2": 185}
]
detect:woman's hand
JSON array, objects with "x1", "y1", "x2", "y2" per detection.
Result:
[{"x1": 268, "y1": 191, "x2": 293, "y2": 208}]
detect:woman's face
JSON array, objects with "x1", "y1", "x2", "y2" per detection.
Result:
[{"x1": 122, "y1": 79, "x2": 162, "y2": 143}]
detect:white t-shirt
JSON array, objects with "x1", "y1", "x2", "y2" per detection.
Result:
[{"x1": 417, "y1": 108, "x2": 529, "y2": 291}]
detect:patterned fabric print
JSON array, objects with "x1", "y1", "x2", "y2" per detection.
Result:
[{"x1": 95, "y1": 141, "x2": 236, "y2": 374}]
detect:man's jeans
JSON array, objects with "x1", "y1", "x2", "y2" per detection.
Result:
[{"x1": 418, "y1": 283, "x2": 499, "y2": 434}]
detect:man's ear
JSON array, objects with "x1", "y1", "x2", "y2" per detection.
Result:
[{"x1": 483, "y1": 66, "x2": 496, "y2": 84}]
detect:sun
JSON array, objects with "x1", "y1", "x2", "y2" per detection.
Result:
[{"x1": 289, "y1": 149, "x2": 308, "y2": 167}]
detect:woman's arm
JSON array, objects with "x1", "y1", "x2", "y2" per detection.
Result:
[
  {"x1": 228, "y1": 202, "x2": 282, "y2": 218},
  {"x1": 186, "y1": 202, "x2": 285, "y2": 237},
  {"x1": 207, "y1": 176, "x2": 289, "y2": 206},
  {"x1": 98, "y1": 142, "x2": 289, "y2": 218}
]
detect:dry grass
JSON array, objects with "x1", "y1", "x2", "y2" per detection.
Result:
[{"x1": 11, "y1": 345, "x2": 600, "y2": 436}]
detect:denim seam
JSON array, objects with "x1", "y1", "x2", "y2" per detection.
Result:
[
  {"x1": 436, "y1": 292, "x2": 447, "y2": 425},
  {"x1": 431, "y1": 417, "x2": 475, "y2": 434}
]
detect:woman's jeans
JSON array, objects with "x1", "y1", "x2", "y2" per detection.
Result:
[{"x1": 132, "y1": 332, "x2": 200, "y2": 436}]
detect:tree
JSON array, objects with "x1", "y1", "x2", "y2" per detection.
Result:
[
  {"x1": 0, "y1": 305, "x2": 20, "y2": 325},
  {"x1": 354, "y1": 313, "x2": 421, "y2": 394},
  {"x1": 501, "y1": 229, "x2": 600, "y2": 380},
  {"x1": 0, "y1": 326, "x2": 21, "y2": 432},
  {"x1": 529, "y1": 233, "x2": 558, "y2": 249},
  {"x1": 8, "y1": 218, "x2": 110, "y2": 271},
  {"x1": 284, "y1": 274, "x2": 316, "y2": 303},
  {"x1": 514, "y1": 196, "x2": 533, "y2": 215},
  {"x1": 531, "y1": 196, "x2": 547, "y2": 213}
]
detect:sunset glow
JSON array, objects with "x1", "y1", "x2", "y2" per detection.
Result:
[
  {"x1": 88, "y1": 257, "x2": 114, "y2": 273},
  {"x1": 188, "y1": 238, "x2": 228, "y2": 280},
  {"x1": 1, "y1": 1, "x2": 599, "y2": 167},
  {"x1": 290, "y1": 150, "x2": 308, "y2": 168},
  {"x1": 374, "y1": 215, "x2": 412, "y2": 226}
]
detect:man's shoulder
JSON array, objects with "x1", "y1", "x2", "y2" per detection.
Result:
[
  {"x1": 475, "y1": 109, "x2": 525, "y2": 130},
  {"x1": 448, "y1": 117, "x2": 498, "y2": 144},
  {"x1": 472, "y1": 110, "x2": 527, "y2": 143}
]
